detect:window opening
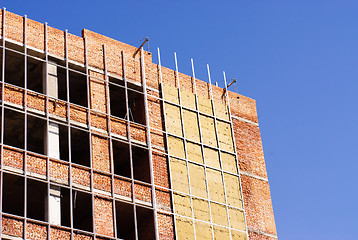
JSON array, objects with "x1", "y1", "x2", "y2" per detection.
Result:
[
  {"x1": 3, "y1": 173, "x2": 24, "y2": 217},
  {"x1": 72, "y1": 190, "x2": 93, "y2": 232},
  {"x1": 113, "y1": 140, "x2": 131, "y2": 178},
  {"x1": 4, "y1": 109, "x2": 24, "y2": 149},
  {"x1": 109, "y1": 77, "x2": 126, "y2": 119},
  {"x1": 70, "y1": 127, "x2": 90, "y2": 167},
  {"x1": 136, "y1": 206, "x2": 155, "y2": 240},
  {"x1": 115, "y1": 201, "x2": 135, "y2": 240},
  {"x1": 27, "y1": 115, "x2": 46, "y2": 155},
  {"x1": 5, "y1": 49, "x2": 24, "y2": 88},
  {"x1": 132, "y1": 146, "x2": 150, "y2": 183},
  {"x1": 69, "y1": 69, "x2": 87, "y2": 107},
  {"x1": 27, "y1": 178, "x2": 47, "y2": 221},
  {"x1": 27, "y1": 56, "x2": 44, "y2": 93}
]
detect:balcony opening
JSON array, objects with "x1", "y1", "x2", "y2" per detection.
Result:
[
  {"x1": 27, "y1": 178, "x2": 47, "y2": 221},
  {"x1": 116, "y1": 201, "x2": 135, "y2": 240},
  {"x1": 27, "y1": 56, "x2": 44, "y2": 94},
  {"x1": 3, "y1": 173, "x2": 24, "y2": 217},
  {"x1": 113, "y1": 140, "x2": 131, "y2": 178},
  {"x1": 136, "y1": 206, "x2": 155, "y2": 240},
  {"x1": 132, "y1": 146, "x2": 150, "y2": 183},
  {"x1": 109, "y1": 77, "x2": 126, "y2": 119},
  {"x1": 73, "y1": 190, "x2": 93, "y2": 232},
  {"x1": 27, "y1": 115, "x2": 46, "y2": 155},
  {"x1": 69, "y1": 69, "x2": 87, "y2": 107},
  {"x1": 5, "y1": 49, "x2": 24, "y2": 88},
  {"x1": 70, "y1": 127, "x2": 90, "y2": 167},
  {"x1": 128, "y1": 87, "x2": 145, "y2": 125},
  {"x1": 4, "y1": 109, "x2": 24, "y2": 149}
]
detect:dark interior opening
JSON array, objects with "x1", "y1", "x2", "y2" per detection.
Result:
[
  {"x1": 27, "y1": 56, "x2": 44, "y2": 93},
  {"x1": 5, "y1": 49, "x2": 24, "y2": 88},
  {"x1": 3, "y1": 173, "x2": 24, "y2": 216},
  {"x1": 60, "y1": 187, "x2": 71, "y2": 227},
  {"x1": 4, "y1": 109, "x2": 24, "y2": 149},
  {"x1": 58, "y1": 124, "x2": 69, "y2": 162},
  {"x1": 56, "y1": 65, "x2": 67, "y2": 101},
  {"x1": 132, "y1": 146, "x2": 150, "y2": 183},
  {"x1": 0, "y1": 50, "x2": 3, "y2": 82},
  {"x1": 70, "y1": 127, "x2": 90, "y2": 167},
  {"x1": 113, "y1": 140, "x2": 131, "y2": 178},
  {"x1": 128, "y1": 87, "x2": 145, "y2": 125},
  {"x1": 137, "y1": 206, "x2": 155, "y2": 240},
  {"x1": 27, "y1": 178, "x2": 47, "y2": 221},
  {"x1": 27, "y1": 115, "x2": 46, "y2": 155},
  {"x1": 73, "y1": 190, "x2": 92, "y2": 232},
  {"x1": 116, "y1": 201, "x2": 135, "y2": 240},
  {"x1": 109, "y1": 77, "x2": 126, "y2": 119},
  {"x1": 69, "y1": 70, "x2": 87, "y2": 107}
]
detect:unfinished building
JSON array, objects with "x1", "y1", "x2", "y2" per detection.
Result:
[{"x1": 0, "y1": 8, "x2": 277, "y2": 240}]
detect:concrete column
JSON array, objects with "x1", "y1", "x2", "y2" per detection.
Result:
[{"x1": 44, "y1": 62, "x2": 62, "y2": 225}]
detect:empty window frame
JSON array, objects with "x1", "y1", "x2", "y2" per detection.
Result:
[
  {"x1": 27, "y1": 114, "x2": 46, "y2": 155},
  {"x1": 109, "y1": 77, "x2": 126, "y2": 119},
  {"x1": 27, "y1": 178, "x2": 47, "y2": 221},
  {"x1": 47, "y1": 57, "x2": 68, "y2": 102},
  {"x1": 109, "y1": 77, "x2": 145, "y2": 125},
  {"x1": 2, "y1": 173, "x2": 24, "y2": 217},
  {"x1": 113, "y1": 140, "x2": 131, "y2": 178},
  {"x1": 69, "y1": 67, "x2": 87, "y2": 107},
  {"x1": 115, "y1": 201, "x2": 135, "y2": 240},
  {"x1": 27, "y1": 55, "x2": 44, "y2": 93},
  {"x1": 5, "y1": 48, "x2": 24, "y2": 88},
  {"x1": 127, "y1": 86, "x2": 145, "y2": 125},
  {"x1": 4, "y1": 108, "x2": 24, "y2": 149},
  {"x1": 70, "y1": 127, "x2": 90, "y2": 167},
  {"x1": 136, "y1": 206, "x2": 155, "y2": 240},
  {"x1": 72, "y1": 190, "x2": 93, "y2": 232},
  {"x1": 132, "y1": 145, "x2": 150, "y2": 183}
]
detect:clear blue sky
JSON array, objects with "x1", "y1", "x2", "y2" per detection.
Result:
[{"x1": 3, "y1": 1, "x2": 358, "y2": 239}]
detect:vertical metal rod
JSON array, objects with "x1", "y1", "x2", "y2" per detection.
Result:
[
  {"x1": 0, "y1": 7, "x2": 6, "y2": 237},
  {"x1": 65, "y1": 29, "x2": 74, "y2": 240},
  {"x1": 23, "y1": 15, "x2": 28, "y2": 240},
  {"x1": 190, "y1": 59, "x2": 215, "y2": 240},
  {"x1": 140, "y1": 47, "x2": 159, "y2": 240},
  {"x1": 84, "y1": 36, "x2": 96, "y2": 238},
  {"x1": 206, "y1": 65, "x2": 232, "y2": 239},
  {"x1": 223, "y1": 71, "x2": 249, "y2": 237},
  {"x1": 122, "y1": 50, "x2": 138, "y2": 240},
  {"x1": 174, "y1": 53, "x2": 197, "y2": 240},
  {"x1": 157, "y1": 47, "x2": 177, "y2": 239},
  {"x1": 44, "y1": 21, "x2": 51, "y2": 240},
  {"x1": 103, "y1": 44, "x2": 117, "y2": 239}
]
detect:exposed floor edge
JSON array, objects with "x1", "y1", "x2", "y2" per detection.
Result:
[
  {"x1": 248, "y1": 228, "x2": 278, "y2": 239},
  {"x1": 232, "y1": 115, "x2": 259, "y2": 126},
  {"x1": 240, "y1": 171, "x2": 268, "y2": 182}
]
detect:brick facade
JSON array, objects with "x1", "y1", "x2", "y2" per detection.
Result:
[{"x1": 0, "y1": 9, "x2": 276, "y2": 239}]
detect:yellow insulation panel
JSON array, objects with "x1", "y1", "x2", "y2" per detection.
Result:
[
  {"x1": 214, "y1": 100, "x2": 230, "y2": 121},
  {"x1": 224, "y1": 173, "x2": 243, "y2": 209},
  {"x1": 168, "y1": 136, "x2": 185, "y2": 159},
  {"x1": 200, "y1": 115, "x2": 217, "y2": 147},
  {"x1": 183, "y1": 109, "x2": 200, "y2": 142},
  {"x1": 221, "y1": 152, "x2": 237, "y2": 174},
  {"x1": 228, "y1": 207, "x2": 246, "y2": 231},
  {"x1": 195, "y1": 221, "x2": 213, "y2": 240},
  {"x1": 187, "y1": 142, "x2": 203, "y2": 164},
  {"x1": 181, "y1": 89, "x2": 196, "y2": 110},
  {"x1": 176, "y1": 216, "x2": 195, "y2": 240},
  {"x1": 192, "y1": 198, "x2": 211, "y2": 222},
  {"x1": 213, "y1": 225, "x2": 230, "y2": 240},
  {"x1": 163, "y1": 84, "x2": 179, "y2": 104},
  {"x1": 217, "y1": 120, "x2": 234, "y2": 152},
  {"x1": 204, "y1": 147, "x2": 220, "y2": 169},
  {"x1": 206, "y1": 169, "x2": 225, "y2": 204},
  {"x1": 188, "y1": 163, "x2": 207, "y2": 199},
  {"x1": 231, "y1": 230, "x2": 248, "y2": 240},
  {"x1": 211, "y1": 203, "x2": 228, "y2": 226},
  {"x1": 197, "y1": 94, "x2": 213, "y2": 115},
  {"x1": 165, "y1": 103, "x2": 183, "y2": 137},
  {"x1": 173, "y1": 193, "x2": 192, "y2": 217},
  {"x1": 169, "y1": 157, "x2": 189, "y2": 194}
]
